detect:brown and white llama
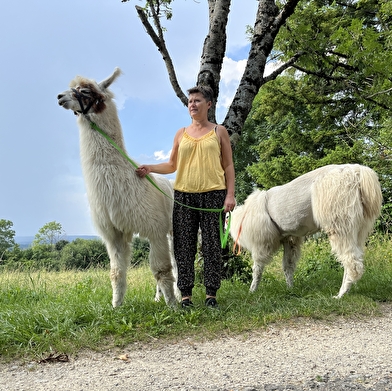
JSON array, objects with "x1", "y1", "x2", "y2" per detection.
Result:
[{"x1": 57, "y1": 68, "x2": 179, "y2": 307}]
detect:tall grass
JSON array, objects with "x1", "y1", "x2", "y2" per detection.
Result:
[{"x1": 1, "y1": 235, "x2": 391, "y2": 362}]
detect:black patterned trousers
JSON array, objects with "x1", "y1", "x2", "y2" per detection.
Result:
[{"x1": 173, "y1": 190, "x2": 226, "y2": 298}]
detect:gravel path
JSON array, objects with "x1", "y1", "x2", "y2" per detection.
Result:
[{"x1": 1, "y1": 304, "x2": 392, "y2": 391}]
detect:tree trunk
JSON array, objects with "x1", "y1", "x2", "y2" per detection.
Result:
[
  {"x1": 224, "y1": 0, "x2": 300, "y2": 140},
  {"x1": 133, "y1": 0, "x2": 301, "y2": 144},
  {"x1": 198, "y1": 0, "x2": 231, "y2": 122}
]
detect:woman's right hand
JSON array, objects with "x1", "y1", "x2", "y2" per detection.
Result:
[{"x1": 136, "y1": 165, "x2": 150, "y2": 178}]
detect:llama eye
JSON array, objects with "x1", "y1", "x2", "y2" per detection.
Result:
[{"x1": 80, "y1": 89, "x2": 90, "y2": 95}]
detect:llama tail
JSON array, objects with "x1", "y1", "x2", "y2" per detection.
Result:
[
  {"x1": 312, "y1": 165, "x2": 382, "y2": 235},
  {"x1": 358, "y1": 165, "x2": 383, "y2": 221}
]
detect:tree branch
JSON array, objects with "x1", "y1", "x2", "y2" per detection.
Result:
[
  {"x1": 135, "y1": 5, "x2": 187, "y2": 106},
  {"x1": 366, "y1": 87, "x2": 392, "y2": 99},
  {"x1": 291, "y1": 64, "x2": 347, "y2": 81},
  {"x1": 263, "y1": 52, "x2": 304, "y2": 84}
]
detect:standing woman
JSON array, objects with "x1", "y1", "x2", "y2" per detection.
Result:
[{"x1": 136, "y1": 86, "x2": 235, "y2": 308}]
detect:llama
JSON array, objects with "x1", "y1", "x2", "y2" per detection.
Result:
[
  {"x1": 230, "y1": 164, "x2": 383, "y2": 298},
  {"x1": 57, "y1": 68, "x2": 179, "y2": 307}
]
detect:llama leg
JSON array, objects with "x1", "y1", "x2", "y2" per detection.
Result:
[
  {"x1": 250, "y1": 261, "x2": 265, "y2": 292},
  {"x1": 282, "y1": 236, "x2": 303, "y2": 288},
  {"x1": 154, "y1": 285, "x2": 162, "y2": 302},
  {"x1": 169, "y1": 234, "x2": 181, "y2": 302},
  {"x1": 335, "y1": 259, "x2": 363, "y2": 298},
  {"x1": 105, "y1": 235, "x2": 131, "y2": 308},
  {"x1": 329, "y1": 234, "x2": 364, "y2": 298},
  {"x1": 155, "y1": 234, "x2": 178, "y2": 302},
  {"x1": 249, "y1": 250, "x2": 273, "y2": 292},
  {"x1": 334, "y1": 208, "x2": 375, "y2": 298},
  {"x1": 149, "y1": 236, "x2": 178, "y2": 307}
]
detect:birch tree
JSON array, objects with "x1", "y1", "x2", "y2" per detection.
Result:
[{"x1": 122, "y1": 0, "x2": 391, "y2": 149}]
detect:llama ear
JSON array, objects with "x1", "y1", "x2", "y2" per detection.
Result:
[{"x1": 99, "y1": 67, "x2": 122, "y2": 90}]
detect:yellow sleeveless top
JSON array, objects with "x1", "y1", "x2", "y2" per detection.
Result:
[{"x1": 173, "y1": 128, "x2": 226, "y2": 193}]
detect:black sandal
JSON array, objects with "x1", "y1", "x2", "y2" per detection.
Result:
[
  {"x1": 205, "y1": 297, "x2": 218, "y2": 308},
  {"x1": 181, "y1": 298, "x2": 194, "y2": 308}
]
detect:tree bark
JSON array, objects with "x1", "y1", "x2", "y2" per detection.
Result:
[{"x1": 197, "y1": 0, "x2": 231, "y2": 122}]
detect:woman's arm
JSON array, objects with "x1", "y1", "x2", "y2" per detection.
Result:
[
  {"x1": 217, "y1": 125, "x2": 236, "y2": 212},
  {"x1": 136, "y1": 128, "x2": 183, "y2": 177}
]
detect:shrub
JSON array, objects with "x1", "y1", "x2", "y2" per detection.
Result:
[
  {"x1": 60, "y1": 239, "x2": 109, "y2": 269},
  {"x1": 131, "y1": 237, "x2": 150, "y2": 267}
]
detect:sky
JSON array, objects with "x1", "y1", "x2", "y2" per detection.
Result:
[{"x1": 1, "y1": 0, "x2": 260, "y2": 237}]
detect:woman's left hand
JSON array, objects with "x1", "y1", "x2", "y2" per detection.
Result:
[{"x1": 224, "y1": 195, "x2": 236, "y2": 213}]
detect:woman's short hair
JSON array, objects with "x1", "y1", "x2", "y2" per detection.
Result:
[{"x1": 187, "y1": 85, "x2": 214, "y2": 103}]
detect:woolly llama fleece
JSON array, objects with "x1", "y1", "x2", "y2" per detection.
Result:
[
  {"x1": 57, "y1": 68, "x2": 179, "y2": 307},
  {"x1": 230, "y1": 164, "x2": 382, "y2": 298}
]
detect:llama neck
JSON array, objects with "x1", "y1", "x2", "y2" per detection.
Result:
[
  {"x1": 79, "y1": 110, "x2": 126, "y2": 151},
  {"x1": 77, "y1": 110, "x2": 134, "y2": 175}
]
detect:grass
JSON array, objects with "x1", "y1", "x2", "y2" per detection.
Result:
[{"x1": 0, "y1": 235, "x2": 391, "y2": 362}]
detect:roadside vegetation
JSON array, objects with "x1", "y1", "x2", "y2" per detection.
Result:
[{"x1": 1, "y1": 232, "x2": 391, "y2": 362}]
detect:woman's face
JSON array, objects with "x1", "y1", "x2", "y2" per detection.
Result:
[{"x1": 188, "y1": 92, "x2": 211, "y2": 118}]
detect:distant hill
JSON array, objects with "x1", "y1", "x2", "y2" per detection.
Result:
[{"x1": 15, "y1": 235, "x2": 100, "y2": 249}]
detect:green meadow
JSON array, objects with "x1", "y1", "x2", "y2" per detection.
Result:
[{"x1": 1, "y1": 235, "x2": 391, "y2": 362}]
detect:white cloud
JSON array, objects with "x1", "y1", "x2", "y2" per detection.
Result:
[
  {"x1": 154, "y1": 150, "x2": 172, "y2": 161},
  {"x1": 113, "y1": 86, "x2": 129, "y2": 111},
  {"x1": 217, "y1": 57, "x2": 284, "y2": 116},
  {"x1": 265, "y1": 59, "x2": 283, "y2": 78},
  {"x1": 221, "y1": 57, "x2": 248, "y2": 85},
  {"x1": 218, "y1": 57, "x2": 247, "y2": 111}
]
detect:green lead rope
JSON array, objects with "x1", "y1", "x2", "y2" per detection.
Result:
[{"x1": 89, "y1": 121, "x2": 231, "y2": 248}]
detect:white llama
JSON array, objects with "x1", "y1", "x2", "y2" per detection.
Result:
[
  {"x1": 57, "y1": 68, "x2": 179, "y2": 307},
  {"x1": 230, "y1": 164, "x2": 383, "y2": 298}
]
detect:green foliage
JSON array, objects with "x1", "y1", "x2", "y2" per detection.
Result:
[
  {"x1": 0, "y1": 227, "x2": 151, "y2": 272},
  {"x1": 8, "y1": 221, "x2": 68, "y2": 271},
  {"x1": 30, "y1": 244, "x2": 63, "y2": 271},
  {"x1": 1, "y1": 237, "x2": 109, "y2": 272},
  {"x1": 55, "y1": 240, "x2": 70, "y2": 251},
  {"x1": 247, "y1": 74, "x2": 366, "y2": 183},
  {"x1": 294, "y1": 236, "x2": 342, "y2": 283},
  {"x1": 33, "y1": 221, "x2": 65, "y2": 248},
  {"x1": 221, "y1": 242, "x2": 253, "y2": 284},
  {"x1": 0, "y1": 234, "x2": 391, "y2": 361},
  {"x1": 375, "y1": 203, "x2": 392, "y2": 235},
  {"x1": 0, "y1": 219, "x2": 16, "y2": 256},
  {"x1": 131, "y1": 236, "x2": 150, "y2": 267},
  {"x1": 60, "y1": 239, "x2": 109, "y2": 269},
  {"x1": 234, "y1": 0, "x2": 392, "y2": 218}
]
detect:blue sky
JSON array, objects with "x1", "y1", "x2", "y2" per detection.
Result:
[{"x1": 1, "y1": 0, "x2": 260, "y2": 237}]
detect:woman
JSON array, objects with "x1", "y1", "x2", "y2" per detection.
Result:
[{"x1": 136, "y1": 85, "x2": 235, "y2": 308}]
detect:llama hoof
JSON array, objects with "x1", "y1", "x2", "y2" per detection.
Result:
[
  {"x1": 174, "y1": 288, "x2": 182, "y2": 302},
  {"x1": 166, "y1": 297, "x2": 179, "y2": 308},
  {"x1": 112, "y1": 299, "x2": 123, "y2": 308},
  {"x1": 154, "y1": 286, "x2": 162, "y2": 302}
]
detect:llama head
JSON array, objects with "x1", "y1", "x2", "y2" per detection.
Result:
[{"x1": 57, "y1": 67, "x2": 122, "y2": 116}]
